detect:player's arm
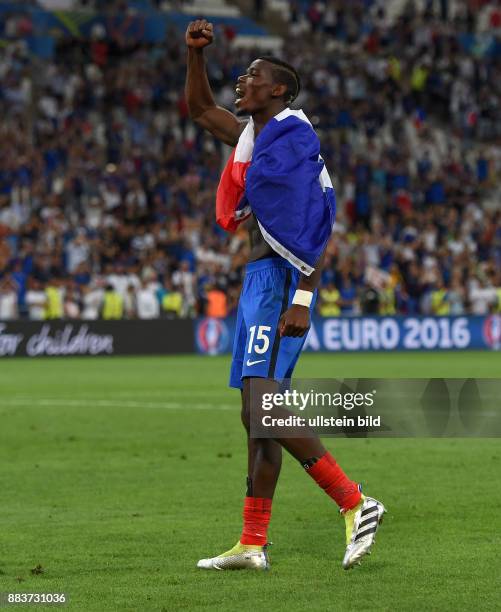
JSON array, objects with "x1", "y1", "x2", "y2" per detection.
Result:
[
  {"x1": 185, "y1": 19, "x2": 245, "y2": 146},
  {"x1": 279, "y1": 249, "x2": 326, "y2": 338}
]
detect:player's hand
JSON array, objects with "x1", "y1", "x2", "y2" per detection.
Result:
[
  {"x1": 279, "y1": 305, "x2": 310, "y2": 338},
  {"x1": 186, "y1": 20, "x2": 214, "y2": 49}
]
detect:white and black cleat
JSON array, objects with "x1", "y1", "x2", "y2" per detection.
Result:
[
  {"x1": 343, "y1": 496, "x2": 386, "y2": 570},
  {"x1": 197, "y1": 543, "x2": 270, "y2": 570}
]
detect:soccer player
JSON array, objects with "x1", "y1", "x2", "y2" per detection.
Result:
[{"x1": 185, "y1": 19, "x2": 385, "y2": 570}]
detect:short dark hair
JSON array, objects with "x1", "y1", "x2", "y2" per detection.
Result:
[{"x1": 257, "y1": 55, "x2": 301, "y2": 105}]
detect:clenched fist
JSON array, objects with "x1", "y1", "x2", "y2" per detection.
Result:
[
  {"x1": 185, "y1": 19, "x2": 214, "y2": 49},
  {"x1": 279, "y1": 305, "x2": 310, "y2": 338}
]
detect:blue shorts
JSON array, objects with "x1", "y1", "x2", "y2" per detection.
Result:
[{"x1": 229, "y1": 257, "x2": 316, "y2": 389}]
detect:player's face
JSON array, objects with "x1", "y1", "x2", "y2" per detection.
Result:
[{"x1": 235, "y1": 60, "x2": 277, "y2": 114}]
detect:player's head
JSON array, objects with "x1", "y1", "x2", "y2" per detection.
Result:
[{"x1": 235, "y1": 56, "x2": 300, "y2": 115}]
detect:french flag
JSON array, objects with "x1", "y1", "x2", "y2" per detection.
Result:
[{"x1": 216, "y1": 109, "x2": 336, "y2": 275}]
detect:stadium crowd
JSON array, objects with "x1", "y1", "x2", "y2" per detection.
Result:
[{"x1": 0, "y1": 0, "x2": 500, "y2": 320}]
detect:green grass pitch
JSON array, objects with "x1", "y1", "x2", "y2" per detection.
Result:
[{"x1": 1, "y1": 352, "x2": 500, "y2": 611}]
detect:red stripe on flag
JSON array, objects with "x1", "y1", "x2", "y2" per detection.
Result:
[{"x1": 216, "y1": 149, "x2": 251, "y2": 232}]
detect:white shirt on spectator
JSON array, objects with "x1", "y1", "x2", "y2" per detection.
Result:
[
  {"x1": 101, "y1": 185, "x2": 121, "y2": 211},
  {"x1": 470, "y1": 287, "x2": 497, "y2": 315},
  {"x1": 136, "y1": 287, "x2": 159, "y2": 319},
  {"x1": 82, "y1": 288, "x2": 104, "y2": 320},
  {"x1": 126, "y1": 273, "x2": 141, "y2": 292},
  {"x1": 66, "y1": 238, "x2": 89, "y2": 273},
  {"x1": 0, "y1": 200, "x2": 28, "y2": 230},
  {"x1": 107, "y1": 273, "x2": 128, "y2": 298},
  {"x1": 0, "y1": 290, "x2": 18, "y2": 320},
  {"x1": 26, "y1": 290, "x2": 46, "y2": 320},
  {"x1": 131, "y1": 232, "x2": 155, "y2": 252},
  {"x1": 172, "y1": 269, "x2": 195, "y2": 306},
  {"x1": 125, "y1": 188, "x2": 147, "y2": 210},
  {"x1": 85, "y1": 203, "x2": 104, "y2": 230}
]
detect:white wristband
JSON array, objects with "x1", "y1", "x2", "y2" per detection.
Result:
[{"x1": 292, "y1": 289, "x2": 313, "y2": 308}]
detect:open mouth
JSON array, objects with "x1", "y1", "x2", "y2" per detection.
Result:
[{"x1": 235, "y1": 86, "x2": 245, "y2": 101}]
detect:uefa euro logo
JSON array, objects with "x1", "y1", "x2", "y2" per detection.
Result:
[
  {"x1": 196, "y1": 318, "x2": 229, "y2": 355},
  {"x1": 483, "y1": 315, "x2": 501, "y2": 350}
]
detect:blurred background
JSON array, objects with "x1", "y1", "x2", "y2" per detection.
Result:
[{"x1": 0, "y1": 0, "x2": 500, "y2": 323}]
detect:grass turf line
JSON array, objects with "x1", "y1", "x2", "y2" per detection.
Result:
[{"x1": 0, "y1": 352, "x2": 500, "y2": 611}]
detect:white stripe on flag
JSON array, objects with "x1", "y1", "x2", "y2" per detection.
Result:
[{"x1": 257, "y1": 220, "x2": 314, "y2": 276}]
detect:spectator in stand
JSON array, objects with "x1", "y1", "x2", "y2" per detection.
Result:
[
  {"x1": 124, "y1": 283, "x2": 138, "y2": 319},
  {"x1": 136, "y1": 279, "x2": 160, "y2": 319},
  {"x1": 101, "y1": 284, "x2": 123, "y2": 319},
  {"x1": 448, "y1": 276, "x2": 466, "y2": 315},
  {"x1": 469, "y1": 275, "x2": 499, "y2": 314},
  {"x1": 160, "y1": 279, "x2": 183, "y2": 318},
  {"x1": 379, "y1": 279, "x2": 396, "y2": 316},
  {"x1": 81, "y1": 283, "x2": 104, "y2": 320},
  {"x1": 44, "y1": 279, "x2": 64, "y2": 319},
  {"x1": 64, "y1": 285, "x2": 82, "y2": 319},
  {"x1": 338, "y1": 271, "x2": 359, "y2": 315},
  {"x1": 172, "y1": 261, "x2": 196, "y2": 317},
  {"x1": 66, "y1": 231, "x2": 90, "y2": 274},
  {"x1": 205, "y1": 283, "x2": 228, "y2": 319},
  {"x1": 25, "y1": 278, "x2": 47, "y2": 320},
  {"x1": 318, "y1": 282, "x2": 341, "y2": 317},
  {"x1": 0, "y1": 277, "x2": 19, "y2": 320},
  {"x1": 430, "y1": 279, "x2": 451, "y2": 317}
]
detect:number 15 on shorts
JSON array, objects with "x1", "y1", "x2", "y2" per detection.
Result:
[{"x1": 248, "y1": 325, "x2": 271, "y2": 355}]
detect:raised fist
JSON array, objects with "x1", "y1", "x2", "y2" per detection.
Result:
[{"x1": 185, "y1": 20, "x2": 214, "y2": 49}]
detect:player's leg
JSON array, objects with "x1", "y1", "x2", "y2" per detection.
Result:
[
  {"x1": 228, "y1": 385, "x2": 282, "y2": 566},
  {"x1": 245, "y1": 375, "x2": 385, "y2": 569},
  {"x1": 197, "y1": 272, "x2": 278, "y2": 570},
  {"x1": 242, "y1": 382, "x2": 282, "y2": 499},
  {"x1": 231, "y1": 261, "x2": 292, "y2": 557},
  {"x1": 247, "y1": 262, "x2": 385, "y2": 569},
  {"x1": 245, "y1": 375, "x2": 361, "y2": 509},
  {"x1": 196, "y1": 397, "x2": 279, "y2": 571}
]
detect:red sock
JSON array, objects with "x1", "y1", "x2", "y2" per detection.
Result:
[
  {"x1": 240, "y1": 496, "x2": 272, "y2": 545},
  {"x1": 306, "y1": 452, "x2": 361, "y2": 511}
]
